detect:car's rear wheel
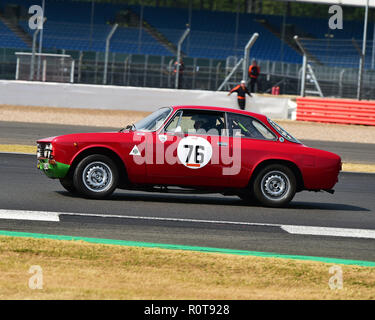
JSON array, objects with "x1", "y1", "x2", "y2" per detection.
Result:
[
  {"x1": 237, "y1": 190, "x2": 257, "y2": 204},
  {"x1": 59, "y1": 177, "x2": 76, "y2": 194},
  {"x1": 73, "y1": 154, "x2": 118, "y2": 199},
  {"x1": 253, "y1": 164, "x2": 296, "y2": 207}
]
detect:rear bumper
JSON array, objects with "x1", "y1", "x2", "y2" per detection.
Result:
[
  {"x1": 303, "y1": 164, "x2": 341, "y2": 190},
  {"x1": 37, "y1": 159, "x2": 70, "y2": 179}
]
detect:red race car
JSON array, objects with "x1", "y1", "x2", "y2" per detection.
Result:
[{"x1": 37, "y1": 105, "x2": 341, "y2": 207}]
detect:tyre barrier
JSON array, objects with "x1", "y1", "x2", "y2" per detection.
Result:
[{"x1": 296, "y1": 97, "x2": 375, "y2": 126}]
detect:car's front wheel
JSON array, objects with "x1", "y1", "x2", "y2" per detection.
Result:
[
  {"x1": 59, "y1": 177, "x2": 76, "y2": 194},
  {"x1": 253, "y1": 164, "x2": 296, "y2": 207},
  {"x1": 73, "y1": 154, "x2": 118, "y2": 199}
]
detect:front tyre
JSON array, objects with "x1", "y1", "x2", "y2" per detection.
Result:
[
  {"x1": 59, "y1": 177, "x2": 76, "y2": 194},
  {"x1": 253, "y1": 164, "x2": 296, "y2": 207},
  {"x1": 73, "y1": 154, "x2": 118, "y2": 199}
]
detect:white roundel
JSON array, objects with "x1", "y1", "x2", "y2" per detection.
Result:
[{"x1": 177, "y1": 136, "x2": 212, "y2": 169}]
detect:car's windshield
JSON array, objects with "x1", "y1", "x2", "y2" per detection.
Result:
[
  {"x1": 133, "y1": 107, "x2": 172, "y2": 132},
  {"x1": 267, "y1": 118, "x2": 301, "y2": 144}
]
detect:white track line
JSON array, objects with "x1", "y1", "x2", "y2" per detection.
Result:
[
  {"x1": 0, "y1": 209, "x2": 59, "y2": 222},
  {"x1": 281, "y1": 225, "x2": 375, "y2": 239},
  {"x1": 1, "y1": 209, "x2": 375, "y2": 240}
]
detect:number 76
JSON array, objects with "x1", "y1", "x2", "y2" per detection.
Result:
[{"x1": 184, "y1": 145, "x2": 204, "y2": 164}]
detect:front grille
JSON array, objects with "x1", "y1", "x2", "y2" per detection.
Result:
[
  {"x1": 37, "y1": 143, "x2": 53, "y2": 159},
  {"x1": 37, "y1": 144, "x2": 44, "y2": 158}
]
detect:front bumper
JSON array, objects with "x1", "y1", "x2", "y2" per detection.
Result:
[{"x1": 37, "y1": 159, "x2": 70, "y2": 179}]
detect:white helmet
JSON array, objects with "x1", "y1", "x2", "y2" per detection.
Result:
[{"x1": 240, "y1": 80, "x2": 246, "y2": 85}]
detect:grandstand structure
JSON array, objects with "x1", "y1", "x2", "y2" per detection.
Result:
[{"x1": 0, "y1": 0, "x2": 374, "y2": 98}]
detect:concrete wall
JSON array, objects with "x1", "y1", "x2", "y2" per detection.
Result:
[{"x1": 0, "y1": 80, "x2": 292, "y2": 119}]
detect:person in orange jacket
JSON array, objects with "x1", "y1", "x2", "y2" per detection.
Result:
[
  {"x1": 228, "y1": 80, "x2": 252, "y2": 110},
  {"x1": 248, "y1": 59, "x2": 260, "y2": 93}
]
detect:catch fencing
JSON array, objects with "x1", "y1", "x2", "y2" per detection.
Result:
[{"x1": 3, "y1": 38, "x2": 375, "y2": 100}]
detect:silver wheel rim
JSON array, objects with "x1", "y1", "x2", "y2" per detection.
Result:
[
  {"x1": 82, "y1": 161, "x2": 112, "y2": 193},
  {"x1": 260, "y1": 170, "x2": 290, "y2": 201}
]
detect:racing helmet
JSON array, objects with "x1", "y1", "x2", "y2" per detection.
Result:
[
  {"x1": 192, "y1": 114, "x2": 217, "y2": 131},
  {"x1": 191, "y1": 114, "x2": 207, "y2": 123},
  {"x1": 191, "y1": 114, "x2": 208, "y2": 130}
]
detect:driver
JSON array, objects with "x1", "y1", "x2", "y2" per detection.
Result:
[
  {"x1": 191, "y1": 114, "x2": 219, "y2": 134},
  {"x1": 204, "y1": 117, "x2": 219, "y2": 134},
  {"x1": 192, "y1": 114, "x2": 208, "y2": 133}
]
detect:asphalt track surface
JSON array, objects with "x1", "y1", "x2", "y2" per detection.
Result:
[
  {"x1": 1, "y1": 121, "x2": 375, "y2": 164},
  {"x1": 0, "y1": 153, "x2": 375, "y2": 262}
]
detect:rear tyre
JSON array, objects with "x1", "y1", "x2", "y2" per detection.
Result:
[
  {"x1": 59, "y1": 177, "x2": 76, "y2": 194},
  {"x1": 237, "y1": 191, "x2": 257, "y2": 204},
  {"x1": 73, "y1": 154, "x2": 118, "y2": 199},
  {"x1": 253, "y1": 164, "x2": 296, "y2": 207}
]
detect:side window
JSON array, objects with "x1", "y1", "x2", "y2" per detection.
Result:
[
  {"x1": 164, "y1": 111, "x2": 182, "y2": 132},
  {"x1": 166, "y1": 110, "x2": 225, "y2": 136},
  {"x1": 227, "y1": 113, "x2": 276, "y2": 140}
]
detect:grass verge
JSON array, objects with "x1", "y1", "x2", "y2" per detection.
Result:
[
  {"x1": 0, "y1": 144, "x2": 36, "y2": 154},
  {"x1": 0, "y1": 235, "x2": 375, "y2": 299},
  {"x1": 342, "y1": 163, "x2": 375, "y2": 173}
]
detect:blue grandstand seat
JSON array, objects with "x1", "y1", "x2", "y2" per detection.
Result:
[
  {"x1": 0, "y1": 0, "x2": 372, "y2": 65},
  {"x1": 0, "y1": 20, "x2": 28, "y2": 49},
  {"x1": 130, "y1": 5, "x2": 301, "y2": 62},
  {"x1": 3, "y1": 0, "x2": 173, "y2": 55},
  {"x1": 265, "y1": 14, "x2": 375, "y2": 67},
  {"x1": 18, "y1": 20, "x2": 172, "y2": 55}
]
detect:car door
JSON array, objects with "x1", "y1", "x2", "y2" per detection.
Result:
[
  {"x1": 226, "y1": 112, "x2": 278, "y2": 188},
  {"x1": 146, "y1": 109, "x2": 232, "y2": 187}
]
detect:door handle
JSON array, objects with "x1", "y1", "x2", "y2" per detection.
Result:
[{"x1": 217, "y1": 142, "x2": 228, "y2": 146}]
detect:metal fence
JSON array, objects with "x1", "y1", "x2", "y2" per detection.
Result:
[
  {"x1": 0, "y1": 46, "x2": 299, "y2": 92},
  {"x1": 2, "y1": 42, "x2": 375, "y2": 100},
  {"x1": 296, "y1": 37, "x2": 375, "y2": 100},
  {"x1": 75, "y1": 52, "x2": 226, "y2": 90}
]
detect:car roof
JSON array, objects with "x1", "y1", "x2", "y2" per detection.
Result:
[{"x1": 171, "y1": 105, "x2": 268, "y2": 122}]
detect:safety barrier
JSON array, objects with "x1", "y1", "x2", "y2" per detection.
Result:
[
  {"x1": 296, "y1": 97, "x2": 375, "y2": 126},
  {"x1": 0, "y1": 80, "x2": 291, "y2": 119}
]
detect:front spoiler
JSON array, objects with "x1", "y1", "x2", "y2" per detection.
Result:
[{"x1": 37, "y1": 159, "x2": 70, "y2": 179}]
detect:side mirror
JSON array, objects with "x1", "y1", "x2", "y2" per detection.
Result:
[{"x1": 174, "y1": 126, "x2": 182, "y2": 133}]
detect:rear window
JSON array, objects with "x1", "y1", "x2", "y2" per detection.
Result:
[
  {"x1": 227, "y1": 113, "x2": 276, "y2": 140},
  {"x1": 268, "y1": 118, "x2": 301, "y2": 144}
]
